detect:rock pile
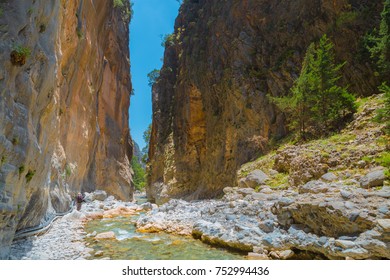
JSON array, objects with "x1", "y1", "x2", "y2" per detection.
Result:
[{"x1": 137, "y1": 183, "x2": 390, "y2": 259}]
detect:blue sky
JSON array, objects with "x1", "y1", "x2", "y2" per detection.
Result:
[{"x1": 129, "y1": 0, "x2": 180, "y2": 150}]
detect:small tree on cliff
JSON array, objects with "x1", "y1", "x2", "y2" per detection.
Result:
[{"x1": 270, "y1": 34, "x2": 356, "y2": 139}]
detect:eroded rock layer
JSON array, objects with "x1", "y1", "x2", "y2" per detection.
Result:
[
  {"x1": 148, "y1": 0, "x2": 383, "y2": 203},
  {"x1": 0, "y1": 0, "x2": 133, "y2": 258}
]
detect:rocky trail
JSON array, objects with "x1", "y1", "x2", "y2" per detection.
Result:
[{"x1": 9, "y1": 192, "x2": 149, "y2": 260}]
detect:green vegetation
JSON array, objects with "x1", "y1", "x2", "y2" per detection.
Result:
[
  {"x1": 65, "y1": 164, "x2": 72, "y2": 177},
  {"x1": 113, "y1": 0, "x2": 125, "y2": 8},
  {"x1": 376, "y1": 151, "x2": 390, "y2": 177},
  {"x1": 27, "y1": 8, "x2": 34, "y2": 16},
  {"x1": 25, "y1": 169, "x2": 36, "y2": 183},
  {"x1": 142, "y1": 124, "x2": 152, "y2": 164},
  {"x1": 335, "y1": 11, "x2": 359, "y2": 28},
  {"x1": 113, "y1": 0, "x2": 133, "y2": 21},
  {"x1": 1, "y1": 155, "x2": 6, "y2": 165},
  {"x1": 76, "y1": 28, "x2": 83, "y2": 39},
  {"x1": 132, "y1": 156, "x2": 146, "y2": 191},
  {"x1": 18, "y1": 165, "x2": 25, "y2": 176},
  {"x1": 0, "y1": 8, "x2": 3, "y2": 17},
  {"x1": 161, "y1": 33, "x2": 176, "y2": 47},
  {"x1": 147, "y1": 69, "x2": 160, "y2": 87},
  {"x1": 365, "y1": 1, "x2": 390, "y2": 134},
  {"x1": 272, "y1": 49, "x2": 295, "y2": 71},
  {"x1": 366, "y1": 0, "x2": 390, "y2": 78},
  {"x1": 11, "y1": 45, "x2": 32, "y2": 66},
  {"x1": 374, "y1": 83, "x2": 390, "y2": 134},
  {"x1": 11, "y1": 137, "x2": 19, "y2": 145},
  {"x1": 269, "y1": 34, "x2": 355, "y2": 140}
]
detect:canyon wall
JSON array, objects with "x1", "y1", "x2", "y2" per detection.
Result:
[
  {"x1": 148, "y1": 0, "x2": 383, "y2": 204},
  {"x1": 0, "y1": 0, "x2": 133, "y2": 258}
]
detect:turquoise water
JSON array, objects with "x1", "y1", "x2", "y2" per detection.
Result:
[{"x1": 85, "y1": 215, "x2": 246, "y2": 260}]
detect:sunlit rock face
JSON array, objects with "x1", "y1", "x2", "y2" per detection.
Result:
[
  {"x1": 148, "y1": 0, "x2": 382, "y2": 203},
  {"x1": 0, "y1": 0, "x2": 133, "y2": 258}
]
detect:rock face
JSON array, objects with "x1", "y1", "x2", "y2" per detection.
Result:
[
  {"x1": 0, "y1": 1, "x2": 133, "y2": 258},
  {"x1": 148, "y1": 0, "x2": 383, "y2": 203}
]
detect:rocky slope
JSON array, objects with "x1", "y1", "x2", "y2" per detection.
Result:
[
  {"x1": 138, "y1": 95, "x2": 390, "y2": 259},
  {"x1": 0, "y1": 0, "x2": 133, "y2": 259},
  {"x1": 148, "y1": 0, "x2": 384, "y2": 203}
]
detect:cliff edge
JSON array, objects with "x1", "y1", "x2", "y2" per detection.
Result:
[{"x1": 0, "y1": 0, "x2": 133, "y2": 258}]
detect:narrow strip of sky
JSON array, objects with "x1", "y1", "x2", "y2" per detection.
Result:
[{"x1": 129, "y1": 0, "x2": 180, "y2": 150}]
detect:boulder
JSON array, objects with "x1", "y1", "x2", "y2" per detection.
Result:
[
  {"x1": 377, "y1": 219, "x2": 390, "y2": 232},
  {"x1": 239, "y1": 170, "x2": 269, "y2": 189},
  {"x1": 360, "y1": 170, "x2": 385, "y2": 188},
  {"x1": 321, "y1": 172, "x2": 338, "y2": 182},
  {"x1": 299, "y1": 180, "x2": 330, "y2": 194},
  {"x1": 95, "y1": 231, "x2": 116, "y2": 240},
  {"x1": 91, "y1": 190, "x2": 108, "y2": 201}
]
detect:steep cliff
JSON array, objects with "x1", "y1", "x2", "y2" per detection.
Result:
[
  {"x1": 148, "y1": 0, "x2": 383, "y2": 203},
  {"x1": 0, "y1": 0, "x2": 133, "y2": 258}
]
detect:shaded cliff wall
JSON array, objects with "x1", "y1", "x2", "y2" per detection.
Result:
[
  {"x1": 0, "y1": 0, "x2": 133, "y2": 258},
  {"x1": 148, "y1": 0, "x2": 383, "y2": 204}
]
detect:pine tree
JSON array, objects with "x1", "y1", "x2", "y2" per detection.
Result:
[
  {"x1": 367, "y1": 0, "x2": 390, "y2": 78},
  {"x1": 270, "y1": 35, "x2": 356, "y2": 139}
]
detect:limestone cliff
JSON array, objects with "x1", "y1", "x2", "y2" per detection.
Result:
[
  {"x1": 0, "y1": 0, "x2": 133, "y2": 258},
  {"x1": 148, "y1": 0, "x2": 383, "y2": 203}
]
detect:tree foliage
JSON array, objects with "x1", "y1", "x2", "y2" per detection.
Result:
[
  {"x1": 270, "y1": 34, "x2": 356, "y2": 140},
  {"x1": 366, "y1": 0, "x2": 390, "y2": 78},
  {"x1": 147, "y1": 69, "x2": 160, "y2": 87},
  {"x1": 142, "y1": 124, "x2": 152, "y2": 164},
  {"x1": 131, "y1": 156, "x2": 146, "y2": 191}
]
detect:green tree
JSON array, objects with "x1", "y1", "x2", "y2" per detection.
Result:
[
  {"x1": 141, "y1": 124, "x2": 152, "y2": 164},
  {"x1": 270, "y1": 34, "x2": 355, "y2": 139},
  {"x1": 131, "y1": 156, "x2": 146, "y2": 191},
  {"x1": 367, "y1": 0, "x2": 390, "y2": 78},
  {"x1": 147, "y1": 69, "x2": 160, "y2": 87}
]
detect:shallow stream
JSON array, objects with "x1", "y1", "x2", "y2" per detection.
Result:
[{"x1": 85, "y1": 214, "x2": 246, "y2": 260}]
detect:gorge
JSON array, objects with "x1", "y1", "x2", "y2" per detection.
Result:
[{"x1": 1, "y1": 0, "x2": 389, "y2": 260}]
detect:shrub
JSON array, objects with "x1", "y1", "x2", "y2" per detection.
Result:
[
  {"x1": 147, "y1": 69, "x2": 160, "y2": 87},
  {"x1": 18, "y1": 165, "x2": 25, "y2": 176},
  {"x1": 25, "y1": 170, "x2": 36, "y2": 183},
  {"x1": 10, "y1": 45, "x2": 31, "y2": 66},
  {"x1": 161, "y1": 33, "x2": 175, "y2": 47},
  {"x1": 113, "y1": 0, "x2": 124, "y2": 8}
]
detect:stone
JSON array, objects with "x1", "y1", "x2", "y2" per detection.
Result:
[
  {"x1": 377, "y1": 219, "x2": 390, "y2": 232},
  {"x1": 91, "y1": 190, "x2": 108, "y2": 201},
  {"x1": 239, "y1": 170, "x2": 269, "y2": 189},
  {"x1": 357, "y1": 160, "x2": 367, "y2": 168},
  {"x1": 94, "y1": 251, "x2": 104, "y2": 257},
  {"x1": 340, "y1": 190, "x2": 353, "y2": 200},
  {"x1": 278, "y1": 250, "x2": 294, "y2": 260},
  {"x1": 299, "y1": 180, "x2": 329, "y2": 194},
  {"x1": 95, "y1": 231, "x2": 116, "y2": 240},
  {"x1": 360, "y1": 170, "x2": 385, "y2": 188},
  {"x1": 321, "y1": 172, "x2": 338, "y2": 182},
  {"x1": 278, "y1": 197, "x2": 295, "y2": 206},
  {"x1": 335, "y1": 240, "x2": 356, "y2": 249},
  {"x1": 140, "y1": 202, "x2": 153, "y2": 211},
  {"x1": 259, "y1": 220, "x2": 275, "y2": 233},
  {"x1": 378, "y1": 206, "x2": 389, "y2": 215},
  {"x1": 223, "y1": 187, "x2": 234, "y2": 194},
  {"x1": 236, "y1": 188, "x2": 255, "y2": 196}
]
